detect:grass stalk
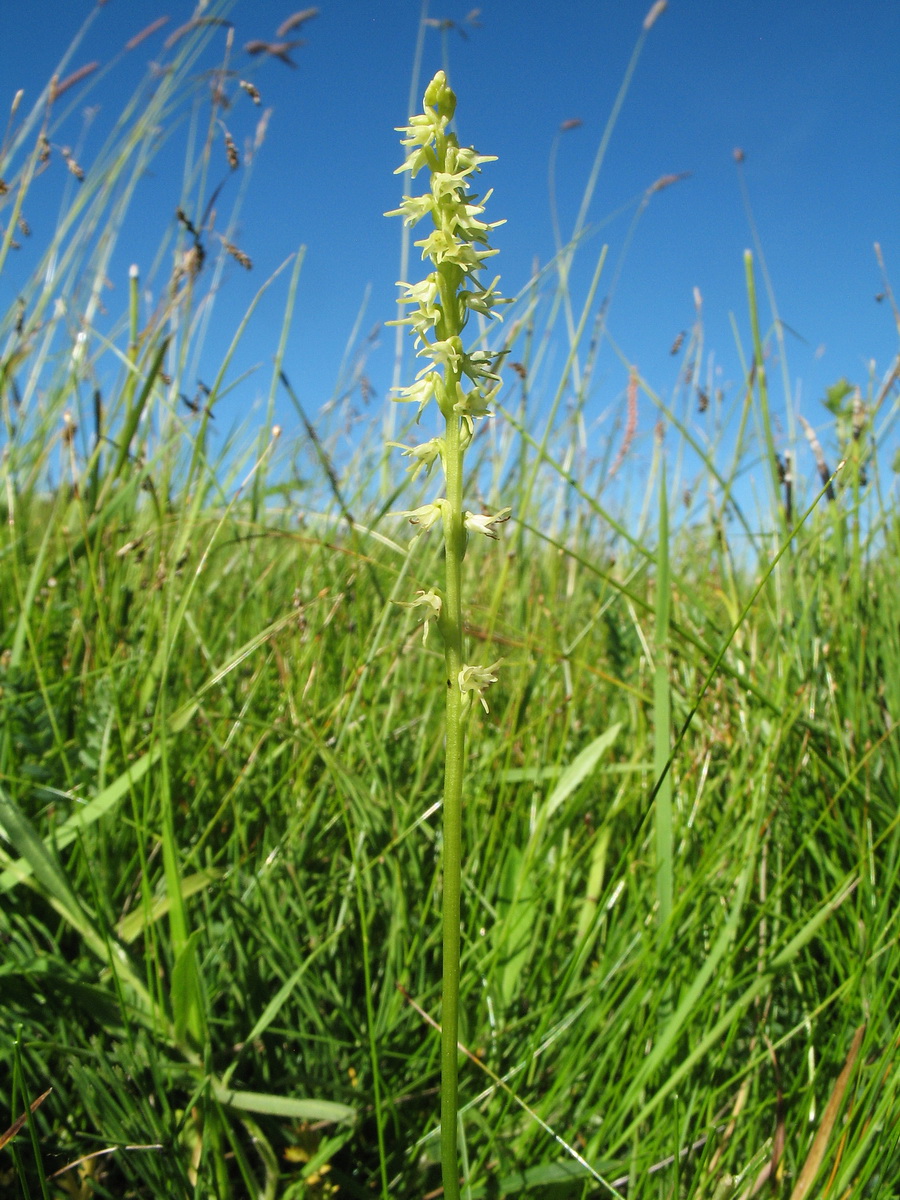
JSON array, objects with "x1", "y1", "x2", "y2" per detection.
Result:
[{"x1": 653, "y1": 452, "x2": 673, "y2": 932}]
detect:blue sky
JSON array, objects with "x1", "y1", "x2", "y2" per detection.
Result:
[{"x1": 2, "y1": 1, "x2": 899, "y2": 511}]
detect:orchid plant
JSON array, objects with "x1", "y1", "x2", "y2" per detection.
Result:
[{"x1": 386, "y1": 69, "x2": 509, "y2": 1198}]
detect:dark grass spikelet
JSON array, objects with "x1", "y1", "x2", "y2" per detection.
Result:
[
  {"x1": 778, "y1": 451, "x2": 794, "y2": 523},
  {"x1": 239, "y1": 80, "x2": 262, "y2": 104},
  {"x1": 17, "y1": 216, "x2": 30, "y2": 237},
  {"x1": 244, "y1": 39, "x2": 302, "y2": 66},
  {"x1": 223, "y1": 128, "x2": 239, "y2": 170},
  {"x1": 61, "y1": 147, "x2": 84, "y2": 181},
  {"x1": 224, "y1": 241, "x2": 252, "y2": 270},
  {"x1": 174, "y1": 246, "x2": 203, "y2": 286},
  {"x1": 0, "y1": 179, "x2": 7, "y2": 196},
  {"x1": 799, "y1": 414, "x2": 836, "y2": 501}
]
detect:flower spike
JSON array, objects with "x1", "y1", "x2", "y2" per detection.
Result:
[{"x1": 385, "y1": 70, "x2": 511, "y2": 1200}]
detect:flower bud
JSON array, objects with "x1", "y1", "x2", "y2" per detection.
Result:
[{"x1": 424, "y1": 70, "x2": 456, "y2": 120}]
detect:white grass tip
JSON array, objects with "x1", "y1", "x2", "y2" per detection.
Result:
[
  {"x1": 693, "y1": 286, "x2": 702, "y2": 311},
  {"x1": 11, "y1": 89, "x2": 23, "y2": 116},
  {"x1": 129, "y1": 264, "x2": 139, "y2": 278},
  {"x1": 271, "y1": 424, "x2": 282, "y2": 439},
  {"x1": 643, "y1": 0, "x2": 667, "y2": 30}
]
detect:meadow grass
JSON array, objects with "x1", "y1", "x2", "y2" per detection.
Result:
[{"x1": 2, "y1": 7, "x2": 900, "y2": 1200}]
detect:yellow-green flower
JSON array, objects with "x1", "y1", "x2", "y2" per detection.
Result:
[{"x1": 457, "y1": 661, "x2": 503, "y2": 713}]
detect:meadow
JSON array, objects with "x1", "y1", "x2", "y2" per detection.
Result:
[{"x1": 2, "y1": 7, "x2": 900, "y2": 1199}]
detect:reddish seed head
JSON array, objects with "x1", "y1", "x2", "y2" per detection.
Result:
[{"x1": 125, "y1": 16, "x2": 170, "y2": 52}]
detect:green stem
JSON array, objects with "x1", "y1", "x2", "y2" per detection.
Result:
[{"x1": 439, "y1": 296, "x2": 466, "y2": 1200}]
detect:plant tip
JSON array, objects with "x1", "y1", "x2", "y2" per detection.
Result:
[
  {"x1": 643, "y1": 0, "x2": 667, "y2": 30},
  {"x1": 276, "y1": 8, "x2": 319, "y2": 38}
]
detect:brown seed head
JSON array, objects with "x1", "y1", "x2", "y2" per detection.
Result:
[
  {"x1": 62, "y1": 148, "x2": 84, "y2": 181},
  {"x1": 650, "y1": 171, "x2": 690, "y2": 194},
  {"x1": 164, "y1": 17, "x2": 233, "y2": 50},
  {"x1": 224, "y1": 129, "x2": 239, "y2": 170},
  {"x1": 276, "y1": 8, "x2": 319, "y2": 37},
  {"x1": 224, "y1": 241, "x2": 252, "y2": 270},
  {"x1": 244, "y1": 39, "x2": 302, "y2": 66}
]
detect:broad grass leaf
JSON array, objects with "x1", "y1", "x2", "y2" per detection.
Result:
[
  {"x1": 211, "y1": 1085, "x2": 355, "y2": 1125},
  {"x1": 535, "y1": 724, "x2": 621, "y2": 828}
]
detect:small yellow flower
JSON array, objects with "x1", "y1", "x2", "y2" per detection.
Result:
[{"x1": 390, "y1": 371, "x2": 438, "y2": 418}]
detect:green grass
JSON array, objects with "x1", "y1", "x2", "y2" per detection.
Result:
[{"x1": 2, "y1": 8, "x2": 900, "y2": 1200}]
